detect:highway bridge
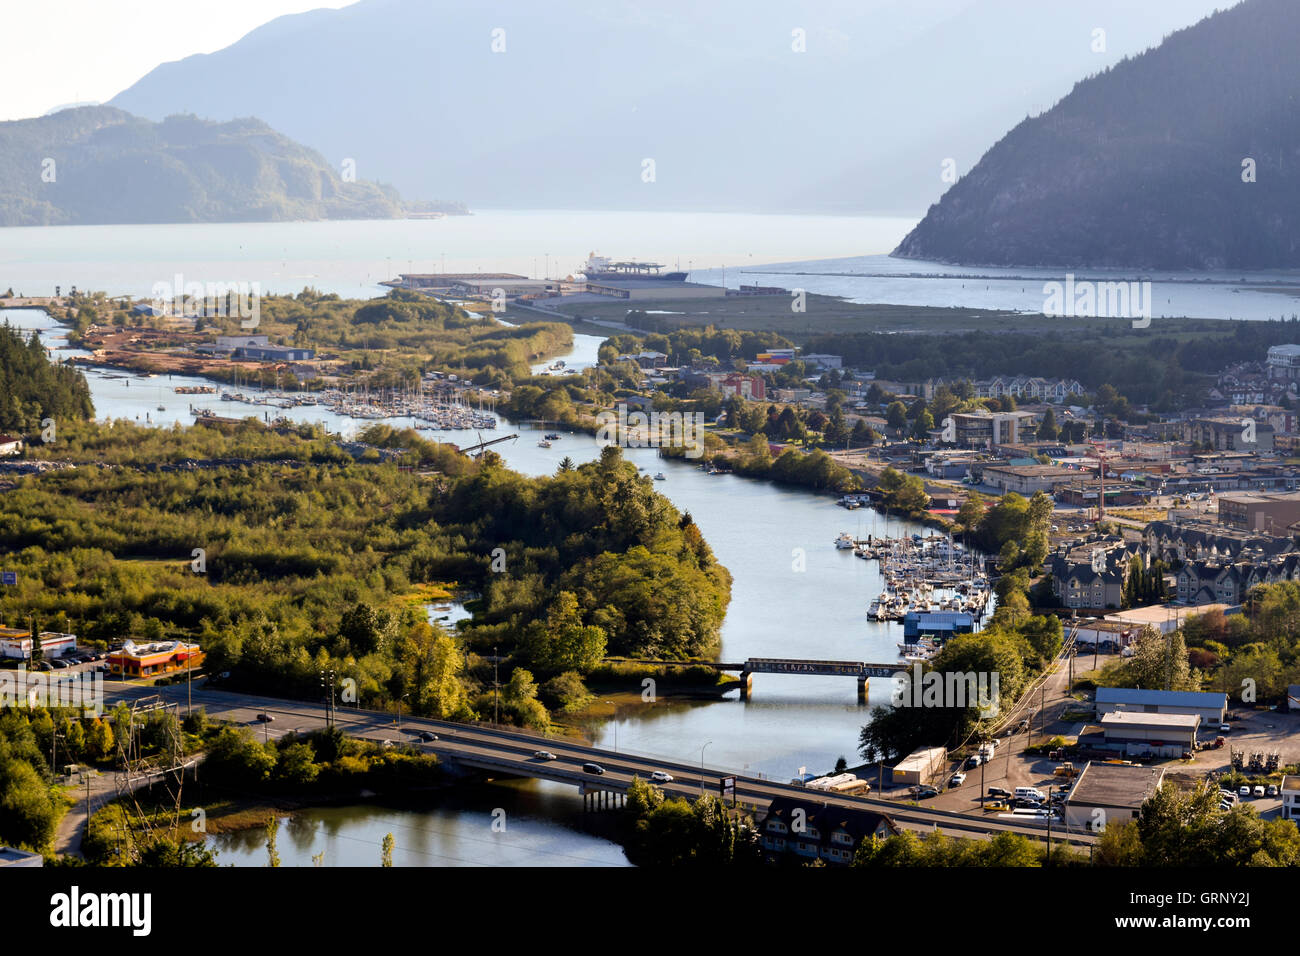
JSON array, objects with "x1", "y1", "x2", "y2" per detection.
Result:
[
  {"x1": 456, "y1": 433, "x2": 518, "y2": 455},
  {"x1": 99, "y1": 680, "x2": 1096, "y2": 849},
  {"x1": 607, "y1": 657, "x2": 910, "y2": 703}
]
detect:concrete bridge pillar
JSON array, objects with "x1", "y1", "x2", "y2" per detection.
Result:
[
  {"x1": 857, "y1": 677, "x2": 868, "y2": 706},
  {"x1": 739, "y1": 670, "x2": 753, "y2": 700}
]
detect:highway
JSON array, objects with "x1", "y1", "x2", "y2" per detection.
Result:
[{"x1": 100, "y1": 679, "x2": 1097, "y2": 847}]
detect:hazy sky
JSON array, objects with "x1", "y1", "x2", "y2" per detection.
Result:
[{"x1": 0, "y1": 0, "x2": 354, "y2": 122}]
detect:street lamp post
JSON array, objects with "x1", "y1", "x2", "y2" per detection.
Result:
[
  {"x1": 398, "y1": 693, "x2": 410, "y2": 735},
  {"x1": 604, "y1": 700, "x2": 619, "y2": 752},
  {"x1": 700, "y1": 741, "x2": 712, "y2": 795}
]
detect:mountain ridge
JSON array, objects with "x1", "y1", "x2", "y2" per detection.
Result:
[
  {"x1": 893, "y1": 0, "x2": 1300, "y2": 270},
  {"x1": 0, "y1": 105, "x2": 465, "y2": 227}
]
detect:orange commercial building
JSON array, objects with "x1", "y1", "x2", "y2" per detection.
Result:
[{"x1": 107, "y1": 640, "x2": 204, "y2": 679}]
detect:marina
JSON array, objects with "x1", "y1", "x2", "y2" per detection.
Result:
[{"x1": 841, "y1": 531, "x2": 993, "y2": 635}]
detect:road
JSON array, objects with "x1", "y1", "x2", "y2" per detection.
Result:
[{"x1": 98, "y1": 679, "x2": 1096, "y2": 847}]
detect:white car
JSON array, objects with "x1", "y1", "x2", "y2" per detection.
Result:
[
  {"x1": 1239, "y1": 785, "x2": 1251, "y2": 798},
  {"x1": 949, "y1": 772, "x2": 967, "y2": 787},
  {"x1": 650, "y1": 771, "x2": 674, "y2": 783},
  {"x1": 1253, "y1": 785, "x2": 1265, "y2": 798}
]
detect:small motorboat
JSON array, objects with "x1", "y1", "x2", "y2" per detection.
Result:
[
  {"x1": 654, "y1": 472, "x2": 666, "y2": 481},
  {"x1": 538, "y1": 439, "x2": 552, "y2": 448}
]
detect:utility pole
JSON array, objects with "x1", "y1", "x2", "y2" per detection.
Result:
[
  {"x1": 979, "y1": 735, "x2": 987, "y2": 806},
  {"x1": 493, "y1": 647, "x2": 500, "y2": 725},
  {"x1": 1046, "y1": 783, "x2": 1054, "y2": 864}
]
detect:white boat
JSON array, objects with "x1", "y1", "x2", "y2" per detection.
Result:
[
  {"x1": 654, "y1": 473, "x2": 666, "y2": 481},
  {"x1": 538, "y1": 439, "x2": 552, "y2": 448},
  {"x1": 835, "y1": 532, "x2": 855, "y2": 550}
]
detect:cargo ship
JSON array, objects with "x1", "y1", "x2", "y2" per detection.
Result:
[{"x1": 575, "y1": 252, "x2": 687, "y2": 282}]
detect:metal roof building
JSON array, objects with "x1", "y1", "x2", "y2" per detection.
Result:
[
  {"x1": 1099, "y1": 711, "x2": 1200, "y2": 756},
  {"x1": 1063, "y1": 761, "x2": 1166, "y2": 831},
  {"x1": 1095, "y1": 686, "x2": 1227, "y2": 725}
]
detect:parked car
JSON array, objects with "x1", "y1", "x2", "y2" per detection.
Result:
[
  {"x1": 915, "y1": 785, "x2": 939, "y2": 799},
  {"x1": 1253, "y1": 785, "x2": 1266, "y2": 798},
  {"x1": 582, "y1": 762, "x2": 605, "y2": 775},
  {"x1": 966, "y1": 755, "x2": 984, "y2": 769},
  {"x1": 1267, "y1": 784, "x2": 1279, "y2": 797},
  {"x1": 255, "y1": 713, "x2": 274, "y2": 722},
  {"x1": 949, "y1": 772, "x2": 967, "y2": 787},
  {"x1": 650, "y1": 771, "x2": 674, "y2": 783},
  {"x1": 984, "y1": 800, "x2": 1008, "y2": 812},
  {"x1": 1220, "y1": 723, "x2": 1231, "y2": 733},
  {"x1": 1219, "y1": 801, "x2": 1233, "y2": 811},
  {"x1": 1220, "y1": 790, "x2": 1237, "y2": 804},
  {"x1": 533, "y1": 751, "x2": 557, "y2": 761},
  {"x1": 1239, "y1": 785, "x2": 1251, "y2": 797},
  {"x1": 988, "y1": 786, "x2": 1012, "y2": 799}
]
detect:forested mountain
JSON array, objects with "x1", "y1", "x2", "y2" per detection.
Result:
[
  {"x1": 0, "y1": 323, "x2": 93, "y2": 433},
  {"x1": 0, "y1": 106, "x2": 463, "y2": 226},
  {"x1": 894, "y1": 0, "x2": 1300, "y2": 269}
]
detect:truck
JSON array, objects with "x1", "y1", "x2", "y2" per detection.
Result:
[{"x1": 1053, "y1": 762, "x2": 1078, "y2": 778}]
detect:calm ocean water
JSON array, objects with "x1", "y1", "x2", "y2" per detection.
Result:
[{"x1": 3, "y1": 209, "x2": 1298, "y2": 319}]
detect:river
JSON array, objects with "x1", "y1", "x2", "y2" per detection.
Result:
[
  {"x1": 0, "y1": 210, "x2": 985, "y2": 865},
  {"x1": 7, "y1": 304, "x2": 937, "y2": 864}
]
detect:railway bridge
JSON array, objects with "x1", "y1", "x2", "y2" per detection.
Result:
[{"x1": 609, "y1": 657, "x2": 910, "y2": 703}]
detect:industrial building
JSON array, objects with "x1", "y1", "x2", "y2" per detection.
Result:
[
  {"x1": 0, "y1": 846, "x2": 43, "y2": 867},
  {"x1": 583, "y1": 278, "x2": 727, "y2": 300},
  {"x1": 980, "y1": 463, "x2": 1078, "y2": 496},
  {"x1": 890, "y1": 745, "x2": 947, "y2": 786},
  {"x1": 1098, "y1": 711, "x2": 1200, "y2": 757},
  {"x1": 1094, "y1": 687, "x2": 1228, "y2": 726},
  {"x1": 1103, "y1": 604, "x2": 1235, "y2": 635},
  {"x1": 1217, "y1": 491, "x2": 1300, "y2": 533},
  {"x1": 448, "y1": 277, "x2": 559, "y2": 297},
  {"x1": 1063, "y1": 761, "x2": 1166, "y2": 831},
  {"x1": 901, "y1": 611, "x2": 974, "y2": 641}
]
